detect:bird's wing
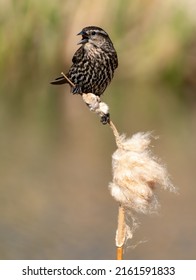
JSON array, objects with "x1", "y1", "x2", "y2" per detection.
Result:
[
  {"x1": 72, "y1": 46, "x2": 85, "y2": 64},
  {"x1": 50, "y1": 47, "x2": 85, "y2": 85}
]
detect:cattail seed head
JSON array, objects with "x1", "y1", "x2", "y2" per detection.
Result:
[{"x1": 109, "y1": 132, "x2": 176, "y2": 214}]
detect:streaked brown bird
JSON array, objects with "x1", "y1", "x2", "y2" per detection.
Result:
[{"x1": 50, "y1": 26, "x2": 118, "y2": 97}]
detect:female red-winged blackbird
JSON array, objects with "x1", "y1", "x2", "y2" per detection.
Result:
[{"x1": 50, "y1": 26, "x2": 118, "y2": 97}]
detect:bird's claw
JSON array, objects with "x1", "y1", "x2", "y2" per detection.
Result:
[
  {"x1": 100, "y1": 113, "x2": 110, "y2": 125},
  {"x1": 72, "y1": 85, "x2": 83, "y2": 95}
]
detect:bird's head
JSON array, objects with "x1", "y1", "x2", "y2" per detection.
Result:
[{"x1": 77, "y1": 26, "x2": 112, "y2": 48}]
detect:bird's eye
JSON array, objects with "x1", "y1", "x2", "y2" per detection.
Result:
[{"x1": 91, "y1": 31, "x2": 96, "y2": 36}]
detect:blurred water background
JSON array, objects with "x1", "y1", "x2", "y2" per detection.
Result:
[{"x1": 0, "y1": 0, "x2": 196, "y2": 259}]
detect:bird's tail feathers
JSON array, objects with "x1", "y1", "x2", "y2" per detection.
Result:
[{"x1": 50, "y1": 76, "x2": 68, "y2": 85}]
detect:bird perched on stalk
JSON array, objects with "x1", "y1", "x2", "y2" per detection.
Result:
[{"x1": 50, "y1": 26, "x2": 118, "y2": 97}]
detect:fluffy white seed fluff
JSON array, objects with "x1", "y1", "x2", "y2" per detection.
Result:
[{"x1": 109, "y1": 132, "x2": 175, "y2": 214}]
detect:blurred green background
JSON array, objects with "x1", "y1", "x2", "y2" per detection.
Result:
[{"x1": 0, "y1": 0, "x2": 196, "y2": 259}]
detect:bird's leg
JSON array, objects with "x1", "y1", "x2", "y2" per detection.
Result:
[{"x1": 71, "y1": 85, "x2": 83, "y2": 95}]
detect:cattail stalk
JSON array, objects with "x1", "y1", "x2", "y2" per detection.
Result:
[
  {"x1": 116, "y1": 204, "x2": 126, "y2": 260},
  {"x1": 108, "y1": 120, "x2": 126, "y2": 259},
  {"x1": 60, "y1": 73, "x2": 176, "y2": 260}
]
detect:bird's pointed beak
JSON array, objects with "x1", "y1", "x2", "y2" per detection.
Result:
[{"x1": 77, "y1": 30, "x2": 89, "y2": 45}]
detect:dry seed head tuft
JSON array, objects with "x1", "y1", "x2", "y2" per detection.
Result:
[{"x1": 109, "y1": 132, "x2": 175, "y2": 214}]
